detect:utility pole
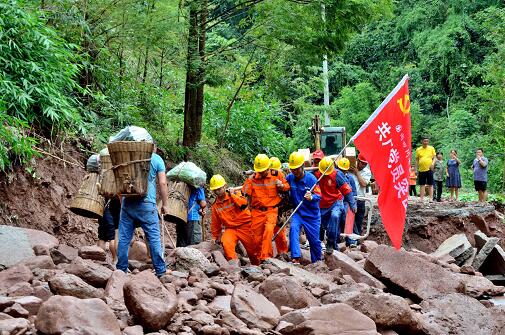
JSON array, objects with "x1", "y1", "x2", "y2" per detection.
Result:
[{"x1": 322, "y1": 4, "x2": 330, "y2": 126}]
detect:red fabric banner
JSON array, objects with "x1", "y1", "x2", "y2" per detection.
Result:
[{"x1": 352, "y1": 75, "x2": 411, "y2": 249}]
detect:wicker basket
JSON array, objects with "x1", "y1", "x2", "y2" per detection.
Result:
[
  {"x1": 98, "y1": 153, "x2": 118, "y2": 198},
  {"x1": 107, "y1": 141, "x2": 154, "y2": 197},
  {"x1": 70, "y1": 173, "x2": 105, "y2": 218},
  {"x1": 163, "y1": 180, "x2": 191, "y2": 225}
]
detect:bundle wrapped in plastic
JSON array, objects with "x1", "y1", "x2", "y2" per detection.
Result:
[
  {"x1": 86, "y1": 154, "x2": 100, "y2": 173},
  {"x1": 99, "y1": 147, "x2": 109, "y2": 156},
  {"x1": 167, "y1": 162, "x2": 206, "y2": 188},
  {"x1": 108, "y1": 126, "x2": 153, "y2": 143}
]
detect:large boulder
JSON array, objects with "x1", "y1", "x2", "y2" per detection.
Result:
[
  {"x1": 175, "y1": 247, "x2": 212, "y2": 272},
  {"x1": 66, "y1": 257, "x2": 112, "y2": 288},
  {"x1": 325, "y1": 252, "x2": 385, "y2": 289},
  {"x1": 129, "y1": 241, "x2": 149, "y2": 262},
  {"x1": 279, "y1": 303, "x2": 378, "y2": 335},
  {"x1": 123, "y1": 270, "x2": 177, "y2": 330},
  {"x1": 364, "y1": 245, "x2": 460, "y2": 301},
  {"x1": 50, "y1": 244, "x2": 78, "y2": 265},
  {"x1": 418, "y1": 293, "x2": 496, "y2": 334},
  {"x1": 35, "y1": 295, "x2": 121, "y2": 335},
  {"x1": 48, "y1": 273, "x2": 104, "y2": 299},
  {"x1": 344, "y1": 292, "x2": 422, "y2": 333},
  {"x1": 0, "y1": 225, "x2": 58, "y2": 268},
  {"x1": 231, "y1": 283, "x2": 280, "y2": 331},
  {"x1": 0, "y1": 264, "x2": 33, "y2": 295},
  {"x1": 259, "y1": 274, "x2": 320, "y2": 310}
]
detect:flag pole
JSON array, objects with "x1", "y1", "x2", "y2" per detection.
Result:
[{"x1": 272, "y1": 140, "x2": 353, "y2": 241}]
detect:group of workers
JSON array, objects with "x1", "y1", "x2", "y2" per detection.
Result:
[
  {"x1": 97, "y1": 145, "x2": 371, "y2": 277},
  {"x1": 210, "y1": 149, "x2": 371, "y2": 265}
]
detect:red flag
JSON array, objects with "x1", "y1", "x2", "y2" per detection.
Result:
[
  {"x1": 344, "y1": 204, "x2": 355, "y2": 235},
  {"x1": 351, "y1": 75, "x2": 411, "y2": 249}
]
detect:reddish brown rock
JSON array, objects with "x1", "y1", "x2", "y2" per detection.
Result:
[
  {"x1": 258, "y1": 274, "x2": 320, "y2": 310},
  {"x1": 50, "y1": 244, "x2": 78, "y2": 265},
  {"x1": 123, "y1": 270, "x2": 177, "y2": 330},
  {"x1": 0, "y1": 318, "x2": 30, "y2": 334},
  {"x1": 6, "y1": 281, "x2": 34, "y2": 297},
  {"x1": 279, "y1": 303, "x2": 377, "y2": 335},
  {"x1": 129, "y1": 241, "x2": 149, "y2": 262},
  {"x1": 48, "y1": 273, "x2": 104, "y2": 299},
  {"x1": 104, "y1": 270, "x2": 129, "y2": 310},
  {"x1": 66, "y1": 257, "x2": 112, "y2": 288},
  {"x1": 35, "y1": 295, "x2": 121, "y2": 335},
  {"x1": 344, "y1": 292, "x2": 422, "y2": 333},
  {"x1": 231, "y1": 283, "x2": 280, "y2": 331},
  {"x1": 325, "y1": 252, "x2": 385, "y2": 290},
  {"x1": 19, "y1": 255, "x2": 55, "y2": 270},
  {"x1": 364, "y1": 245, "x2": 459, "y2": 301},
  {"x1": 78, "y1": 245, "x2": 106, "y2": 262},
  {"x1": 0, "y1": 264, "x2": 33, "y2": 295}
]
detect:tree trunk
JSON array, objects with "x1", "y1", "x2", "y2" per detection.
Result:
[
  {"x1": 159, "y1": 49, "x2": 165, "y2": 87},
  {"x1": 183, "y1": 0, "x2": 207, "y2": 147}
]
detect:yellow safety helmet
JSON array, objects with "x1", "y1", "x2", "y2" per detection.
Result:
[
  {"x1": 337, "y1": 157, "x2": 350, "y2": 171},
  {"x1": 254, "y1": 154, "x2": 270, "y2": 172},
  {"x1": 269, "y1": 157, "x2": 281, "y2": 170},
  {"x1": 318, "y1": 157, "x2": 335, "y2": 175},
  {"x1": 210, "y1": 174, "x2": 226, "y2": 190},
  {"x1": 288, "y1": 152, "x2": 305, "y2": 170}
]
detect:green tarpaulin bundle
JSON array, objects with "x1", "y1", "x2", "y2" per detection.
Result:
[{"x1": 167, "y1": 162, "x2": 206, "y2": 188}]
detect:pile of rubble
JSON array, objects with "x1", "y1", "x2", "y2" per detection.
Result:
[{"x1": 1, "y1": 225, "x2": 505, "y2": 335}]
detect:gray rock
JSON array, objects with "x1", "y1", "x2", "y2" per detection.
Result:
[
  {"x1": 419, "y1": 293, "x2": 496, "y2": 334},
  {"x1": 0, "y1": 225, "x2": 58, "y2": 268},
  {"x1": 175, "y1": 247, "x2": 212, "y2": 272},
  {"x1": 472, "y1": 237, "x2": 499, "y2": 270},
  {"x1": 431, "y1": 234, "x2": 473, "y2": 264}
]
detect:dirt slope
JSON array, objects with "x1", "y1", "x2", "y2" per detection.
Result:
[{"x1": 0, "y1": 144, "x2": 97, "y2": 247}]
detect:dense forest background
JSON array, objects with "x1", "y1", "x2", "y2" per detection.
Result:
[{"x1": 1, "y1": 0, "x2": 504, "y2": 193}]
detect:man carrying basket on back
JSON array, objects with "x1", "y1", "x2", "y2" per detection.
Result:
[{"x1": 116, "y1": 142, "x2": 169, "y2": 278}]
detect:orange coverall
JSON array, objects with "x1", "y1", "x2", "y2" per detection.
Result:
[
  {"x1": 242, "y1": 170, "x2": 290, "y2": 261},
  {"x1": 211, "y1": 191, "x2": 259, "y2": 265}
]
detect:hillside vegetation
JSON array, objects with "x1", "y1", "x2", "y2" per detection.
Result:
[{"x1": 1, "y1": 0, "x2": 503, "y2": 191}]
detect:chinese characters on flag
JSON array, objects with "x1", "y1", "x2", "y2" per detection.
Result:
[{"x1": 351, "y1": 75, "x2": 411, "y2": 250}]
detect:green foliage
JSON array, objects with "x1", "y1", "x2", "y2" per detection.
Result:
[{"x1": 0, "y1": 0, "x2": 82, "y2": 129}]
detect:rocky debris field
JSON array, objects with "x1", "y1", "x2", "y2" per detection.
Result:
[{"x1": 1, "y1": 225, "x2": 505, "y2": 335}]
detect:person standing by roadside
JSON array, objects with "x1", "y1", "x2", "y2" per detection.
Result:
[
  {"x1": 415, "y1": 136, "x2": 436, "y2": 202},
  {"x1": 432, "y1": 152, "x2": 445, "y2": 202},
  {"x1": 188, "y1": 187, "x2": 207, "y2": 245},
  {"x1": 472, "y1": 148, "x2": 489, "y2": 202},
  {"x1": 446, "y1": 150, "x2": 462, "y2": 201},
  {"x1": 409, "y1": 165, "x2": 417, "y2": 196}
]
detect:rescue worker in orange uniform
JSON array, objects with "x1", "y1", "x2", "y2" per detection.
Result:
[
  {"x1": 243, "y1": 154, "x2": 290, "y2": 262},
  {"x1": 210, "y1": 174, "x2": 259, "y2": 265},
  {"x1": 269, "y1": 156, "x2": 289, "y2": 256}
]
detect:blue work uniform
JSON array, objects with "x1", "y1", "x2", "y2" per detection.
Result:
[{"x1": 286, "y1": 172, "x2": 322, "y2": 263}]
